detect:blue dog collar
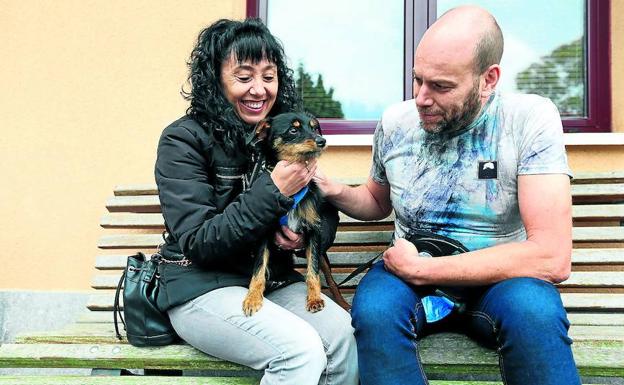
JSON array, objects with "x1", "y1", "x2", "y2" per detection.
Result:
[{"x1": 279, "y1": 185, "x2": 309, "y2": 226}]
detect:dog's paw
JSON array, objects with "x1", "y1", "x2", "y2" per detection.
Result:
[
  {"x1": 306, "y1": 297, "x2": 325, "y2": 313},
  {"x1": 243, "y1": 293, "x2": 263, "y2": 316}
]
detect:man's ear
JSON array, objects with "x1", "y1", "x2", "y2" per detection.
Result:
[
  {"x1": 481, "y1": 64, "x2": 501, "y2": 98},
  {"x1": 246, "y1": 118, "x2": 271, "y2": 146}
]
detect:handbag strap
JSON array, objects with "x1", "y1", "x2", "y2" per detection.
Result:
[
  {"x1": 113, "y1": 268, "x2": 127, "y2": 341},
  {"x1": 406, "y1": 229, "x2": 469, "y2": 255}
]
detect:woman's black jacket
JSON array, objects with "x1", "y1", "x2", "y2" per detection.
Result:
[{"x1": 154, "y1": 116, "x2": 339, "y2": 311}]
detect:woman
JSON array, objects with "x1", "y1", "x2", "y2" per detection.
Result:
[{"x1": 154, "y1": 18, "x2": 358, "y2": 385}]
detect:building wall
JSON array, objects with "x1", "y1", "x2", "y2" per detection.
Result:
[
  {"x1": 0, "y1": 0, "x2": 622, "y2": 291},
  {"x1": 0, "y1": 0, "x2": 245, "y2": 290}
]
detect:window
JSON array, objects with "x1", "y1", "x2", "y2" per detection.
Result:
[{"x1": 247, "y1": 0, "x2": 611, "y2": 133}]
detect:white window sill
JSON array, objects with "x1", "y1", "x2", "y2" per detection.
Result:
[
  {"x1": 563, "y1": 133, "x2": 624, "y2": 146},
  {"x1": 326, "y1": 132, "x2": 624, "y2": 147}
]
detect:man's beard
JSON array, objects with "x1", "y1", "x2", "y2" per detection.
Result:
[{"x1": 419, "y1": 84, "x2": 482, "y2": 134}]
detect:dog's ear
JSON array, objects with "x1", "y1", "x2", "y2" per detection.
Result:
[
  {"x1": 246, "y1": 118, "x2": 271, "y2": 147},
  {"x1": 255, "y1": 119, "x2": 271, "y2": 141},
  {"x1": 309, "y1": 116, "x2": 322, "y2": 135}
]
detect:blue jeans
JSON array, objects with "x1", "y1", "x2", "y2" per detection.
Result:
[{"x1": 351, "y1": 261, "x2": 581, "y2": 385}]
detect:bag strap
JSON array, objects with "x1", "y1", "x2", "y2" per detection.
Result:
[
  {"x1": 337, "y1": 250, "x2": 384, "y2": 287},
  {"x1": 336, "y1": 229, "x2": 468, "y2": 287},
  {"x1": 336, "y1": 233, "x2": 393, "y2": 287},
  {"x1": 114, "y1": 251, "x2": 149, "y2": 340},
  {"x1": 407, "y1": 229, "x2": 469, "y2": 254},
  {"x1": 113, "y1": 267, "x2": 127, "y2": 341}
]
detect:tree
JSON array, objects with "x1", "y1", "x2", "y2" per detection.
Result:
[
  {"x1": 515, "y1": 38, "x2": 584, "y2": 117},
  {"x1": 295, "y1": 64, "x2": 344, "y2": 118}
]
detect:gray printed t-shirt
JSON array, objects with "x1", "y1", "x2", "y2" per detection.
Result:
[{"x1": 371, "y1": 92, "x2": 572, "y2": 252}]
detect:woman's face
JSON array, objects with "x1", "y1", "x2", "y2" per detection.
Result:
[{"x1": 221, "y1": 54, "x2": 279, "y2": 125}]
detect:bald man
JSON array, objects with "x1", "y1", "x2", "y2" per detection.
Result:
[{"x1": 314, "y1": 5, "x2": 580, "y2": 385}]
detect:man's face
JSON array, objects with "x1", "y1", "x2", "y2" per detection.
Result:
[{"x1": 412, "y1": 48, "x2": 484, "y2": 134}]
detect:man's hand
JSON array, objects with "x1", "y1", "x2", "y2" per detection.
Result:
[
  {"x1": 383, "y1": 238, "x2": 431, "y2": 285},
  {"x1": 274, "y1": 225, "x2": 305, "y2": 252},
  {"x1": 312, "y1": 166, "x2": 342, "y2": 197},
  {"x1": 313, "y1": 169, "x2": 393, "y2": 222}
]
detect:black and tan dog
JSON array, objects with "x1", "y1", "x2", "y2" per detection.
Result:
[{"x1": 243, "y1": 112, "x2": 333, "y2": 316}]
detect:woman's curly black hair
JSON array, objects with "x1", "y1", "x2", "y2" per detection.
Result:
[{"x1": 182, "y1": 18, "x2": 301, "y2": 153}]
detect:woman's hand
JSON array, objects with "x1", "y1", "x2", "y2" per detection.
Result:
[
  {"x1": 274, "y1": 225, "x2": 305, "y2": 251},
  {"x1": 271, "y1": 159, "x2": 317, "y2": 196}
]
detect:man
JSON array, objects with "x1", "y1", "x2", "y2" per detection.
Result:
[{"x1": 314, "y1": 5, "x2": 580, "y2": 385}]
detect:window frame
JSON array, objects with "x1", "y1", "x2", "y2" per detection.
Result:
[{"x1": 247, "y1": 0, "x2": 611, "y2": 134}]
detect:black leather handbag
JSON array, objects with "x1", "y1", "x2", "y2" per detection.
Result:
[
  {"x1": 114, "y1": 252, "x2": 179, "y2": 347},
  {"x1": 405, "y1": 229, "x2": 472, "y2": 313}
]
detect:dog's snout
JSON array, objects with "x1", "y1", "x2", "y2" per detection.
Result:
[{"x1": 315, "y1": 136, "x2": 326, "y2": 148}]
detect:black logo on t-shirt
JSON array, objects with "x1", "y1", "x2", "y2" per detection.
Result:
[{"x1": 478, "y1": 160, "x2": 498, "y2": 179}]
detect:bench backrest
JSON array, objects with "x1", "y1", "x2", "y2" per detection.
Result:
[{"x1": 90, "y1": 172, "x2": 624, "y2": 323}]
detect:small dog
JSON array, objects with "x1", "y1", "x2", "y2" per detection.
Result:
[{"x1": 243, "y1": 112, "x2": 329, "y2": 316}]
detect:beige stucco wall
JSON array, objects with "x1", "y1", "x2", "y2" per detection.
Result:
[
  {"x1": 0, "y1": 1, "x2": 622, "y2": 291},
  {"x1": 0, "y1": 0, "x2": 245, "y2": 290}
]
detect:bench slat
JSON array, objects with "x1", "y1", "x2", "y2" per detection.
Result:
[
  {"x1": 101, "y1": 213, "x2": 164, "y2": 228},
  {"x1": 96, "y1": 251, "x2": 386, "y2": 270},
  {"x1": 101, "y1": 212, "x2": 395, "y2": 228},
  {"x1": 16, "y1": 322, "x2": 624, "y2": 346},
  {"x1": 94, "y1": 249, "x2": 624, "y2": 271},
  {"x1": 105, "y1": 184, "x2": 624, "y2": 214},
  {"x1": 97, "y1": 227, "x2": 624, "y2": 249},
  {"x1": 85, "y1": 292, "x2": 624, "y2": 312},
  {"x1": 90, "y1": 271, "x2": 624, "y2": 291},
  {"x1": 114, "y1": 184, "x2": 159, "y2": 196},
  {"x1": 572, "y1": 204, "x2": 624, "y2": 221},
  {"x1": 2, "y1": 336, "x2": 621, "y2": 376},
  {"x1": 76, "y1": 309, "x2": 624, "y2": 326},
  {"x1": 98, "y1": 231, "x2": 395, "y2": 249},
  {"x1": 572, "y1": 171, "x2": 624, "y2": 184},
  {"x1": 571, "y1": 248, "x2": 624, "y2": 264},
  {"x1": 0, "y1": 343, "x2": 247, "y2": 371},
  {"x1": 111, "y1": 172, "x2": 624, "y2": 196},
  {"x1": 6, "y1": 377, "x2": 573, "y2": 385},
  {"x1": 561, "y1": 293, "x2": 624, "y2": 311},
  {"x1": 562, "y1": 271, "x2": 624, "y2": 287},
  {"x1": 6, "y1": 378, "x2": 599, "y2": 385},
  {"x1": 101, "y1": 205, "x2": 624, "y2": 229},
  {"x1": 106, "y1": 196, "x2": 160, "y2": 213},
  {"x1": 571, "y1": 183, "x2": 624, "y2": 203},
  {"x1": 0, "y1": 378, "x2": 542, "y2": 385},
  {"x1": 573, "y1": 227, "x2": 624, "y2": 242},
  {"x1": 0, "y1": 377, "x2": 259, "y2": 385}
]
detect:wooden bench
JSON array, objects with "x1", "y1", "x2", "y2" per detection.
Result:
[{"x1": 1, "y1": 171, "x2": 623, "y2": 384}]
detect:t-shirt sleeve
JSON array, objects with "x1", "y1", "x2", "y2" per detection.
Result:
[
  {"x1": 370, "y1": 121, "x2": 389, "y2": 185},
  {"x1": 517, "y1": 97, "x2": 572, "y2": 177}
]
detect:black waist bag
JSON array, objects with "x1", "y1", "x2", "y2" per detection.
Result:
[
  {"x1": 114, "y1": 252, "x2": 179, "y2": 347},
  {"x1": 405, "y1": 229, "x2": 473, "y2": 313}
]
